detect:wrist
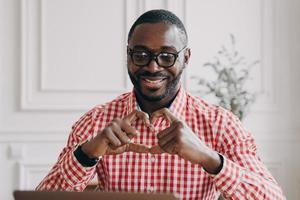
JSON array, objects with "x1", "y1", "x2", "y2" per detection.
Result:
[
  {"x1": 81, "y1": 136, "x2": 107, "y2": 159},
  {"x1": 74, "y1": 144, "x2": 101, "y2": 167},
  {"x1": 202, "y1": 151, "x2": 223, "y2": 175},
  {"x1": 81, "y1": 141, "x2": 98, "y2": 159}
]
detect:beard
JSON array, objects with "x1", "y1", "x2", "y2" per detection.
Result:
[{"x1": 128, "y1": 68, "x2": 183, "y2": 102}]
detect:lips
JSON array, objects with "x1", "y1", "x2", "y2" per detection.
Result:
[{"x1": 140, "y1": 76, "x2": 167, "y2": 89}]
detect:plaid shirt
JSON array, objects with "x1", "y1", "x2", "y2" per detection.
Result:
[{"x1": 36, "y1": 87, "x2": 285, "y2": 200}]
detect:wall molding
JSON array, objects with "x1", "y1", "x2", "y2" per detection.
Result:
[
  {"x1": 254, "y1": 0, "x2": 278, "y2": 112},
  {"x1": 20, "y1": 0, "x2": 281, "y2": 113},
  {"x1": 39, "y1": 0, "x2": 129, "y2": 93},
  {"x1": 19, "y1": 0, "x2": 189, "y2": 111},
  {"x1": 187, "y1": 0, "x2": 280, "y2": 113},
  {"x1": 0, "y1": 132, "x2": 66, "y2": 143},
  {"x1": 20, "y1": 0, "x2": 131, "y2": 111},
  {"x1": 18, "y1": 161, "x2": 52, "y2": 190},
  {"x1": 264, "y1": 161, "x2": 283, "y2": 183}
]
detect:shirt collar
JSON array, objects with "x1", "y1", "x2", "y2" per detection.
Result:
[{"x1": 127, "y1": 85, "x2": 187, "y2": 120}]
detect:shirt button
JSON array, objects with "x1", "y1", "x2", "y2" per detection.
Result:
[
  {"x1": 147, "y1": 186, "x2": 154, "y2": 192},
  {"x1": 149, "y1": 155, "x2": 156, "y2": 162},
  {"x1": 74, "y1": 186, "x2": 81, "y2": 190}
]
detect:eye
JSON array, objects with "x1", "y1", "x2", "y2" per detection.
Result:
[
  {"x1": 159, "y1": 53, "x2": 175, "y2": 63},
  {"x1": 132, "y1": 52, "x2": 149, "y2": 62}
]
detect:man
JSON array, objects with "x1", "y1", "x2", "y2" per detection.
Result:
[{"x1": 37, "y1": 9, "x2": 285, "y2": 199}]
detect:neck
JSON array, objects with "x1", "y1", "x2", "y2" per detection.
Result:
[{"x1": 134, "y1": 88, "x2": 180, "y2": 114}]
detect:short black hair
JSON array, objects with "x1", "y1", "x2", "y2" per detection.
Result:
[{"x1": 127, "y1": 9, "x2": 188, "y2": 46}]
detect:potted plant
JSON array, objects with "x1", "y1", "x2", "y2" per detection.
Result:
[{"x1": 191, "y1": 34, "x2": 259, "y2": 121}]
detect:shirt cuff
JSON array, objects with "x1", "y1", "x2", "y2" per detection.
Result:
[
  {"x1": 210, "y1": 154, "x2": 244, "y2": 197},
  {"x1": 60, "y1": 149, "x2": 96, "y2": 189}
]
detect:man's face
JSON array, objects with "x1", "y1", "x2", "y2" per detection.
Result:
[{"x1": 127, "y1": 23, "x2": 190, "y2": 102}]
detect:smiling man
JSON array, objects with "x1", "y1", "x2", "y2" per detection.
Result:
[
  {"x1": 127, "y1": 21, "x2": 188, "y2": 113},
  {"x1": 36, "y1": 9, "x2": 285, "y2": 200}
]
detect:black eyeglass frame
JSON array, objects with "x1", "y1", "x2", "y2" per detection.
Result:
[{"x1": 127, "y1": 46, "x2": 187, "y2": 68}]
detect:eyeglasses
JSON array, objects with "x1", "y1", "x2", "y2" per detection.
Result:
[{"x1": 128, "y1": 46, "x2": 187, "y2": 68}]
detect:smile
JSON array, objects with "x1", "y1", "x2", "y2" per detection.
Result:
[{"x1": 140, "y1": 77, "x2": 167, "y2": 89}]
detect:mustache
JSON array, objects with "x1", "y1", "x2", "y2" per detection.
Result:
[{"x1": 137, "y1": 71, "x2": 169, "y2": 78}]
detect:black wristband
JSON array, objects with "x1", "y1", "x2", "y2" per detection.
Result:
[
  {"x1": 214, "y1": 153, "x2": 224, "y2": 174},
  {"x1": 203, "y1": 153, "x2": 224, "y2": 175},
  {"x1": 73, "y1": 145, "x2": 99, "y2": 167}
]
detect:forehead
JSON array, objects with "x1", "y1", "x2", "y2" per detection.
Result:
[{"x1": 128, "y1": 22, "x2": 183, "y2": 51}]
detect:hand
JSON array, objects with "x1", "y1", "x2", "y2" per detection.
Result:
[
  {"x1": 82, "y1": 110, "x2": 151, "y2": 158},
  {"x1": 149, "y1": 108, "x2": 221, "y2": 173}
]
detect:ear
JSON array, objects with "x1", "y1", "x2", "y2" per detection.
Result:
[{"x1": 184, "y1": 48, "x2": 191, "y2": 64}]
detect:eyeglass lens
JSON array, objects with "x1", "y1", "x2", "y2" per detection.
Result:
[{"x1": 131, "y1": 51, "x2": 176, "y2": 67}]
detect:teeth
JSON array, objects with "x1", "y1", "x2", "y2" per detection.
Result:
[{"x1": 144, "y1": 79, "x2": 163, "y2": 83}]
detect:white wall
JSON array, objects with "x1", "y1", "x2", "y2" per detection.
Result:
[{"x1": 0, "y1": 0, "x2": 299, "y2": 199}]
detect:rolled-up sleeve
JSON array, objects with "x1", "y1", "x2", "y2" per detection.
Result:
[
  {"x1": 211, "y1": 109, "x2": 285, "y2": 200},
  {"x1": 36, "y1": 107, "x2": 103, "y2": 191}
]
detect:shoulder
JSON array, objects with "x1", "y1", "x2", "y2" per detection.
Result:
[
  {"x1": 88, "y1": 92, "x2": 133, "y2": 119},
  {"x1": 186, "y1": 93, "x2": 250, "y2": 152},
  {"x1": 70, "y1": 92, "x2": 133, "y2": 140},
  {"x1": 186, "y1": 92, "x2": 232, "y2": 124}
]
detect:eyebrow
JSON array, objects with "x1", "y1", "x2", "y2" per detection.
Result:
[{"x1": 131, "y1": 45, "x2": 178, "y2": 51}]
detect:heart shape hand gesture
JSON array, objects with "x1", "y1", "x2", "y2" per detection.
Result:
[{"x1": 82, "y1": 108, "x2": 221, "y2": 173}]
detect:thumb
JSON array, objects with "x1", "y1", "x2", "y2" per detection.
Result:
[
  {"x1": 105, "y1": 145, "x2": 127, "y2": 155},
  {"x1": 126, "y1": 143, "x2": 150, "y2": 153},
  {"x1": 149, "y1": 145, "x2": 164, "y2": 154}
]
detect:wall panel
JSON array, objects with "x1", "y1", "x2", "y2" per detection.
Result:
[{"x1": 0, "y1": 0, "x2": 299, "y2": 199}]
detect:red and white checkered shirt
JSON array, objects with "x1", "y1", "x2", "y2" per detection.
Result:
[{"x1": 36, "y1": 87, "x2": 285, "y2": 200}]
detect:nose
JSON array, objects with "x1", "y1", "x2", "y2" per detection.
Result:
[{"x1": 145, "y1": 59, "x2": 163, "y2": 73}]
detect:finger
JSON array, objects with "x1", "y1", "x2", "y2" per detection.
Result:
[
  {"x1": 111, "y1": 123, "x2": 131, "y2": 144},
  {"x1": 158, "y1": 129, "x2": 177, "y2": 147},
  {"x1": 104, "y1": 128, "x2": 122, "y2": 147},
  {"x1": 149, "y1": 145, "x2": 164, "y2": 154},
  {"x1": 141, "y1": 112, "x2": 151, "y2": 127},
  {"x1": 106, "y1": 145, "x2": 127, "y2": 155},
  {"x1": 150, "y1": 108, "x2": 178, "y2": 124},
  {"x1": 127, "y1": 143, "x2": 150, "y2": 153},
  {"x1": 161, "y1": 139, "x2": 178, "y2": 154},
  {"x1": 124, "y1": 110, "x2": 150, "y2": 126},
  {"x1": 120, "y1": 122, "x2": 138, "y2": 138},
  {"x1": 157, "y1": 123, "x2": 177, "y2": 140}
]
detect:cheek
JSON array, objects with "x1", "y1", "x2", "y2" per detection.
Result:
[
  {"x1": 127, "y1": 64, "x2": 140, "y2": 75},
  {"x1": 169, "y1": 66, "x2": 182, "y2": 77},
  {"x1": 127, "y1": 56, "x2": 136, "y2": 72}
]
